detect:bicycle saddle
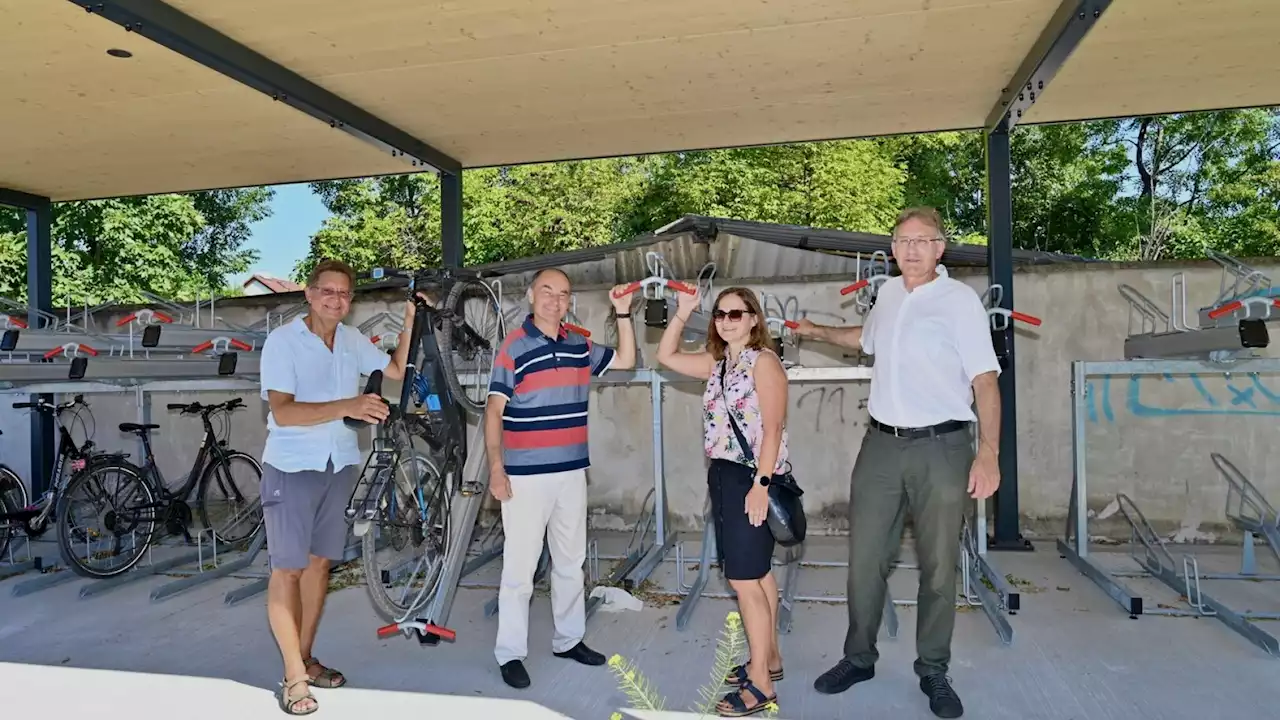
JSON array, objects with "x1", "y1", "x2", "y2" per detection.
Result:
[
  {"x1": 118, "y1": 422, "x2": 161, "y2": 433},
  {"x1": 344, "y1": 370, "x2": 387, "y2": 430}
]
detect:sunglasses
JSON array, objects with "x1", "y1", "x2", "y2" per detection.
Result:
[{"x1": 712, "y1": 309, "x2": 755, "y2": 322}]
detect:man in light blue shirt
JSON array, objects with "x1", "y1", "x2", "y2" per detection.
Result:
[{"x1": 258, "y1": 259, "x2": 418, "y2": 715}]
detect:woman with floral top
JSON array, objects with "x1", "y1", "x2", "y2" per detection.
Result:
[{"x1": 656, "y1": 285, "x2": 790, "y2": 718}]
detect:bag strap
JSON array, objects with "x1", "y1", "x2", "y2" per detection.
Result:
[{"x1": 718, "y1": 358, "x2": 756, "y2": 469}]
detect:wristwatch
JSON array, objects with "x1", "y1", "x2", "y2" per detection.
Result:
[
  {"x1": 757, "y1": 475, "x2": 771, "y2": 487},
  {"x1": 616, "y1": 312, "x2": 631, "y2": 319}
]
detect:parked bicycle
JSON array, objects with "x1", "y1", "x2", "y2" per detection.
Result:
[
  {"x1": 2, "y1": 395, "x2": 115, "y2": 561},
  {"x1": 55, "y1": 397, "x2": 264, "y2": 579},
  {"x1": 346, "y1": 265, "x2": 503, "y2": 628}
]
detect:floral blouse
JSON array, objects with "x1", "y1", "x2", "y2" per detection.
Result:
[{"x1": 702, "y1": 347, "x2": 790, "y2": 473}]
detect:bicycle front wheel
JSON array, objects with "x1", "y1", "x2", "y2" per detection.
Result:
[
  {"x1": 198, "y1": 451, "x2": 264, "y2": 545},
  {"x1": 438, "y1": 278, "x2": 505, "y2": 417},
  {"x1": 362, "y1": 449, "x2": 452, "y2": 622},
  {"x1": 56, "y1": 462, "x2": 158, "y2": 579}
]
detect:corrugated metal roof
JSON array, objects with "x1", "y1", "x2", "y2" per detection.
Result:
[
  {"x1": 658, "y1": 216, "x2": 1097, "y2": 267},
  {"x1": 466, "y1": 214, "x2": 1097, "y2": 287}
]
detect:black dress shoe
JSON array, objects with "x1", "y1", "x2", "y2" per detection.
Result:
[
  {"x1": 500, "y1": 660, "x2": 531, "y2": 689},
  {"x1": 813, "y1": 658, "x2": 875, "y2": 694},
  {"x1": 919, "y1": 674, "x2": 964, "y2": 718},
  {"x1": 553, "y1": 641, "x2": 606, "y2": 666}
]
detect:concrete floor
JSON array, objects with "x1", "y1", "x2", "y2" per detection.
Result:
[{"x1": 2, "y1": 531, "x2": 1278, "y2": 720}]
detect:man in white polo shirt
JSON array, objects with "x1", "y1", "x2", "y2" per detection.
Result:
[
  {"x1": 793, "y1": 207, "x2": 1002, "y2": 719},
  {"x1": 258, "y1": 258, "x2": 419, "y2": 716}
]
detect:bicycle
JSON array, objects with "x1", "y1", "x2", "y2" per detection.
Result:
[
  {"x1": 55, "y1": 397, "x2": 264, "y2": 579},
  {"x1": 345, "y1": 265, "x2": 504, "y2": 628},
  {"x1": 2, "y1": 395, "x2": 114, "y2": 556}
]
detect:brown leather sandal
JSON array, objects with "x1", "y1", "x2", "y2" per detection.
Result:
[{"x1": 304, "y1": 657, "x2": 347, "y2": 688}]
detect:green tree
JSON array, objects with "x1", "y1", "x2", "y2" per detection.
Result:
[{"x1": 0, "y1": 188, "x2": 272, "y2": 305}]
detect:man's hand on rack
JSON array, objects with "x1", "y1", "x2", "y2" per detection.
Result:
[
  {"x1": 346, "y1": 393, "x2": 390, "y2": 425},
  {"x1": 402, "y1": 291, "x2": 433, "y2": 325},
  {"x1": 608, "y1": 284, "x2": 634, "y2": 315},
  {"x1": 489, "y1": 464, "x2": 512, "y2": 502}
]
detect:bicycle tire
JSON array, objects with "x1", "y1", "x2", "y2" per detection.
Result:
[
  {"x1": 362, "y1": 449, "x2": 452, "y2": 623},
  {"x1": 0, "y1": 465, "x2": 25, "y2": 561},
  {"x1": 56, "y1": 461, "x2": 158, "y2": 579},
  {"x1": 438, "y1": 278, "x2": 504, "y2": 418},
  {"x1": 197, "y1": 451, "x2": 264, "y2": 545}
]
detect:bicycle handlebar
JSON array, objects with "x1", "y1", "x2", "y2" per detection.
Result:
[
  {"x1": 165, "y1": 398, "x2": 246, "y2": 415},
  {"x1": 12, "y1": 395, "x2": 87, "y2": 413}
]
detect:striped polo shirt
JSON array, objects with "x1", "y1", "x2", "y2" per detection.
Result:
[{"x1": 488, "y1": 314, "x2": 616, "y2": 476}]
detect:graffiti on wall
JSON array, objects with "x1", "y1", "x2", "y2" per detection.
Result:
[{"x1": 1086, "y1": 373, "x2": 1280, "y2": 423}]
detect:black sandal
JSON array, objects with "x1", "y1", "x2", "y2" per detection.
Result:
[
  {"x1": 724, "y1": 662, "x2": 784, "y2": 686},
  {"x1": 277, "y1": 678, "x2": 318, "y2": 716},
  {"x1": 716, "y1": 679, "x2": 777, "y2": 717}
]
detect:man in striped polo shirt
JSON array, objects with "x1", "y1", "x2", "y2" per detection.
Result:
[{"x1": 485, "y1": 267, "x2": 636, "y2": 689}]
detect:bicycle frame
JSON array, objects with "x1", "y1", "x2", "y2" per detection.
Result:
[
  {"x1": 9, "y1": 401, "x2": 103, "y2": 532},
  {"x1": 135, "y1": 409, "x2": 239, "y2": 505}
]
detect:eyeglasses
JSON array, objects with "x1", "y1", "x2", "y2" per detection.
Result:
[
  {"x1": 310, "y1": 286, "x2": 354, "y2": 301},
  {"x1": 712, "y1": 309, "x2": 755, "y2": 322},
  {"x1": 891, "y1": 236, "x2": 943, "y2": 248}
]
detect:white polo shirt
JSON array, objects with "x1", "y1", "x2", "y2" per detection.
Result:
[
  {"x1": 860, "y1": 270, "x2": 1001, "y2": 429},
  {"x1": 259, "y1": 316, "x2": 391, "y2": 473}
]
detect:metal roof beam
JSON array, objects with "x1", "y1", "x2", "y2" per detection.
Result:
[
  {"x1": 0, "y1": 187, "x2": 49, "y2": 211},
  {"x1": 73, "y1": 0, "x2": 462, "y2": 176},
  {"x1": 985, "y1": 0, "x2": 1114, "y2": 132}
]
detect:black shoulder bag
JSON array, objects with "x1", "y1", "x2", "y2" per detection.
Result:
[{"x1": 718, "y1": 358, "x2": 807, "y2": 547}]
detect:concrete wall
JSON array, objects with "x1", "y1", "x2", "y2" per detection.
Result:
[{"x1": 4, "y1": 258, "x2": 1278, "y2": 543}]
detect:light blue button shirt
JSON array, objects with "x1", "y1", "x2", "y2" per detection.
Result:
[{"x1": 259, "y1": 316, "x2": 391, "y2": 473}]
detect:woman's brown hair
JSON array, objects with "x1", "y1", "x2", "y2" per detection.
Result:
[{"x1": 705, "y1": 286, "x2": 772, "y2": 361}]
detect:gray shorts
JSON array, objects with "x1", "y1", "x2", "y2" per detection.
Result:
[{"x1": 261, "y1": 459, "x2": 356, "y2": 570}]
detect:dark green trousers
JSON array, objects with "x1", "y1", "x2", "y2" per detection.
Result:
[{"x1": 843, "y1": 424, "x2": 973, "y2": 677}]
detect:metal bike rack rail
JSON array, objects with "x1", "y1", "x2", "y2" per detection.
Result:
[{"x1": 1059, "y1": 358, "x2": 1280, "y2": 657}]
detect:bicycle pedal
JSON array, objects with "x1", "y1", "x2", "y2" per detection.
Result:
[{"x1": 460, "y1": 481, "x2": 482, "y2": 497}]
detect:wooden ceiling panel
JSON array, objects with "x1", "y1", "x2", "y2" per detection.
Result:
[
  {"x1": 1026, "y1": 0, "x2": 1280, "y2": 124},
  {"x1": 0, "y1": 0, "x2": 408, "y2": 201},
  {"x1": 172, "y1": 0, "x2": 1062, "y2": 165}
]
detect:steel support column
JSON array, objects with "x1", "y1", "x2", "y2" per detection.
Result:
[
  {"x1": 441, "y1": 172, "x2": 464, "y2": 268},
  {"x1": 4, "y1": 190, "x2": 56, "y2": 495},
  {"x1": 981, "y1": 0, "x2": 1112, "y2": 549},
  {"x1": 984, "y1": 126, "x2": 1026, "y2": 549}
]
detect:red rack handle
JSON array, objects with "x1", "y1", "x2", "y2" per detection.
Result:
[
  {"x1": 193, "y1": 338, "x2": 251, "y2": 353},
  {"x1": 667, "y1": 281, "x2": 697, "y2": 295},
  {"x1": 377, "y1": 622, "x2": 456, "y2": 641},
  {"x1": 783, "y1": 320, "x2": 799, "y2": 329},
  {"x1": 115, "y1": 310, "x2": 174, "y2": 327},
  {"x1": 611, "y1": 281, "x2": 642, "y2": 298},
  {"x1": 4, "y1": 315, "x2": 28, "y2": 329},
  {"x1": 839, "y1": 279, "x2": 870, "y2": 296},
  {"x1": 1009, "y1": 311, "x2": 1042, "y2": 327},
  {"x1": 1207, "y1": 300, "x2": 1244, "y2": 319},
  {"x1": 564, "y1": 322, "x2": 591, "y2": 338},
  {"x1": 43, "y1": 343, "x2": 99, "y2": 360}
]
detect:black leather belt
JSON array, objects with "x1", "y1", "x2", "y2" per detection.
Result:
[{"x1": 869, "y1": 417, "x2": 967, "y2": 439}]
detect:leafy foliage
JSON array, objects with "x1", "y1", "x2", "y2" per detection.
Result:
[{"x1": 0, "y1": 188, "x2": 270, "y2": 305}]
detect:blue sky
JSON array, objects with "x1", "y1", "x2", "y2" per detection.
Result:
[{"x1": 236, "y1": 182, "x2": 329, "y2": 284}]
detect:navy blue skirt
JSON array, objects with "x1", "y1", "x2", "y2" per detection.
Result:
[{"x1": 708, "y1": 458, "x2": 776, "y2": 581}]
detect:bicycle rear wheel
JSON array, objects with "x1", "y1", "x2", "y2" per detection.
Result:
[
  {"x1": 438, "y1": 278, "x2": 504, "y2": 417},
  {"x1": 361, "y1": 448, "x2": 452, "y2": 623},
  {"x1": 56, "y1": 462, "x2": 158, "y2": 579},
  {"x1": 197, "y1": 451, "x2": 264, "y2": 545}
]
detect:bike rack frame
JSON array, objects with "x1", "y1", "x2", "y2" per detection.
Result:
[{"x1": 1059, "y1": 358, "x2": 1280, "y2": 656}]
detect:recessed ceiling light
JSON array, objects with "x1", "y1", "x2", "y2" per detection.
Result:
[{"x1": 106, "y1": 48, "x2": 133, "y2": 58}]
